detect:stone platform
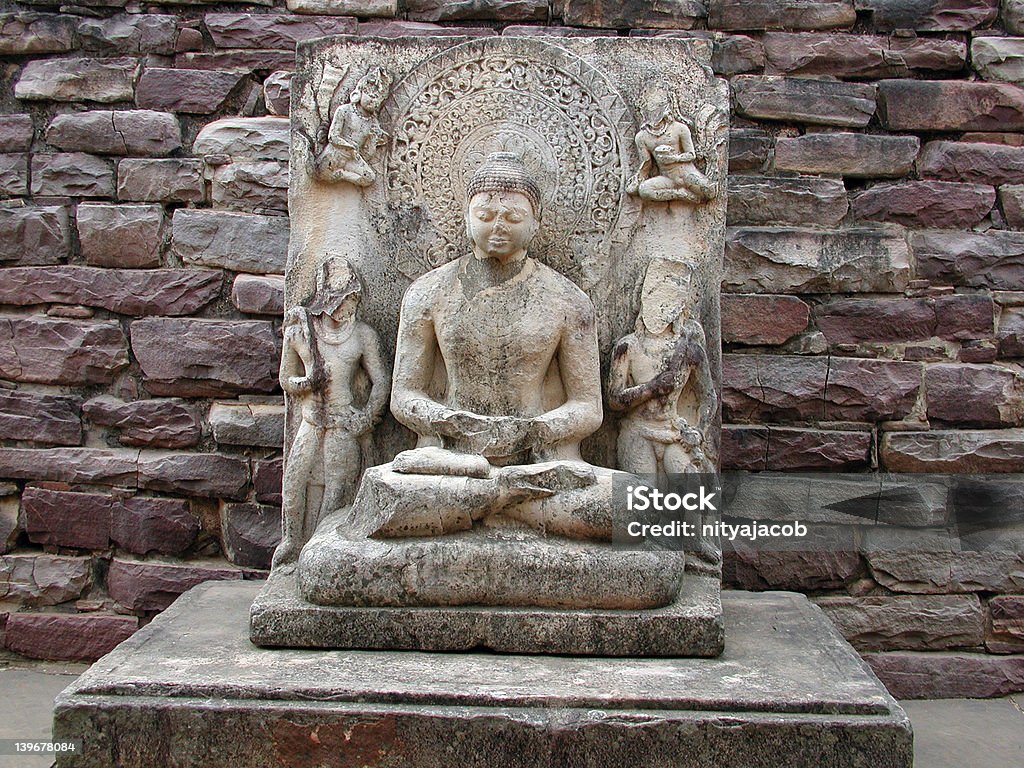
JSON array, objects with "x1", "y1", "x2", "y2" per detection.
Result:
[
  {"x1": 251, "y1": 567, "x2": 724, "y2": 657},
  {"x1": 54, "y1": 581, "x2": 912, "y2": 768}
]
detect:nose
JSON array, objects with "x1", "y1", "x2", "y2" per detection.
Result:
[{"x1": 492, "y1": 218, "x2": 508, "y2": 234}]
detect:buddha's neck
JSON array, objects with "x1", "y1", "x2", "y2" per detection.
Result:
[{"x1": 466, "y1": 251, "x2": 528, "y2": 288}]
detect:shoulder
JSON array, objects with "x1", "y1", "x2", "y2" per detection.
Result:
[
  {"x1": 353, "y1": 320, "x2": 380, "y2": 344},
  {"x1": 402, "y1": 260, "x2": 459, "y2": 309},
  {"x1": 532, "y1": 261, "x2": 594, "y2": 315},
  {"x1": 612, "y1": 332, "x2": 638, "y2": 358}
]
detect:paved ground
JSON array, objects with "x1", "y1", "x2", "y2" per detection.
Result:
[{"x1": 1, "y1": 658, "x2": 1022, "y2": 767}]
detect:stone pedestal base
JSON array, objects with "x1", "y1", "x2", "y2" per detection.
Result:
[
  {"x1": 252, "y1": 568, "x2": 724, "y2": 657},
  {"x1": 54, "y1": 582, "x2": 912, "y2": 768}
]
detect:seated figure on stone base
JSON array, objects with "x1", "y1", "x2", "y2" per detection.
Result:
[{"x1": 346, "y1": 152, "x2": 622, "y2": 542}]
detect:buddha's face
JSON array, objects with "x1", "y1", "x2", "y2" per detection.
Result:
[{"x1": 466, "y1": 191, "x2": 538, "y2": 263}]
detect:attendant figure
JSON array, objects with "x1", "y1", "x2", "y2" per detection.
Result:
[{"x1": 315, "y1": 67, "x2": 391, "y2": 187}]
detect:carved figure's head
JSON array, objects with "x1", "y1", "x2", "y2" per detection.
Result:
[
  {"x1": 464, "y1": 152, "x2": 542, "y2": 262},
  {"x1": 307, "y1": 255, "x2": 362, "y2": 320},
  {"x1": 639, "y1": 87, "x2": 674, "y2": 129},
  {"x1": 351, "y1": 66, "x2": 391, "y2": 112},
  {"x1": 639, "y1": 258, "x2": 695, "y2": 335}
]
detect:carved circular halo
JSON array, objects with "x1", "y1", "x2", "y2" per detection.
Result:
[{"x1": 382, "y1": 38, "x2": 638, "y2": 285}]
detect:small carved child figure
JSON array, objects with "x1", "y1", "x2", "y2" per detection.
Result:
[
  {"x1": 628, "y1": 90, "x2": 714, "y2": 204},
  {"x1": 273, "y1": 257, "x2": 389, "y2": 567},
  {"x1": 315, "y1": 66, "x2": 392, "y2": 187},
  {"x1": 607, "y1": 259, "x2": 715, "y2": 484}
]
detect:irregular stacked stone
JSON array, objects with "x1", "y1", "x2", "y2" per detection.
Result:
[{"x1": 0, "y1": 0, "x2": 1021, "y2": 699}]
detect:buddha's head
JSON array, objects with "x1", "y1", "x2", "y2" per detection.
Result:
[
  {"x1": 464, "y1": 152, "x2": 542, "y2": 263},
  {"x1": 307, "y1": 255, "x2": 362, "y2": 322}
]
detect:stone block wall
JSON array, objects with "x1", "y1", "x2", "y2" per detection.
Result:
[{"x1": 0, "y1": 0, "x2": 1022, "y2": 698}]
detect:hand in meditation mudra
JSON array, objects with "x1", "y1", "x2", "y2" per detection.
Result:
[{"x1": 347, "y1": 152, "x2": 620, "y2": 542}]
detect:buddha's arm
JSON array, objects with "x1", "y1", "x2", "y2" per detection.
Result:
[
  {"x1": 536, "y1": 304, "x2": 603, "y2": 447},
  {"x1": 391, "y1": 288, "x2": 447, "y2": 435}
]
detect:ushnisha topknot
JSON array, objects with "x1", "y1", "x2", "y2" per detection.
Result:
[{"x1": 465, "y1": 152, "x2": 542, "y2": 217}]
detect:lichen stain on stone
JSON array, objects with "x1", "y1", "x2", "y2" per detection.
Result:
[{"x1": 271, "y1": 716, "x2": 400, "y2": 767}]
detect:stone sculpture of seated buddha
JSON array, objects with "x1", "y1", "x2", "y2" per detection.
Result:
[{"x1": 296, "y1": 152, "x2": 685, "y2": 610}]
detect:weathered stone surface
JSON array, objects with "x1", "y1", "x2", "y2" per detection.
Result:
[
  {"x1": 171, "y1": 209, "x2": 288, "y2": 274},
  {"x1": 23, "y1": 485, "x2": 112, "y2": 550},
  {"x1": 221, "y1": 502, "x2": 280, "y2": 569},
  {"x1": 720, "y1": 425, "x2": 768, "y2": 470},
  {"x1": 1002, "y1": 184, "x2": 1024, "y2": 229},
  {"x1": 136, "y1": 69, "x2": 247, "y2": 114},
  {"x1": 563, "y1": 0, "x2": 703, "y2": 28},
  {"x1": 972, "y1": 37, "x2": 1024, "y2": 83},
  {"x1": 175, "y1": 50, "x2": 297, "y2": 72},
  {"x1": 231, "y1": 273, "x2": 284, "y2": 315},
  {"x1": 59, "y1": 582, "x2": 914, "y2": 766},
  {"x1": 1009, "y1": 0, "x2": 1024, "y2": 34},
  {"x1": 637, "y1": 30, "x2": 765, "y2": 75},
  {"x1": 767, "y1": 427, "x2": 872, "y2": 470},
  {"x1": 0, "y1": 554, "x2": 91, "y2": 606},
  {"x1": 76, "y1": 204, "x2": 164, "y2": 268},
  {"x1": 855, "y1": 0, "x2": 997, "y2": 30},
  {"x1": 117, "y1": 158, "x2": 205, "y2": 204},
  {"x1": 0, "y1": 205, "x2": 68, "y2": 266},
  {"x1": 0, "y1": 448, "x2": 249, "y2": 499},
  {"x1": 0, "y1": 13, "x2": 74, "y2": 54},
  {"x1": 131, "y1": 318, "x2": 279, "y2": 396},
  {"x1": 84, "y1": 396, "x2": 202, "y2": 449},
  {"x1": 14, "y1": 57, "x2": 138, "y2": 103},
  {"x1": 863, "y1": 528, "x2": 1024, "y2": 594},
  {"x1": 110, "y1": 496, "x2": 199, "y2": 556},
  {"x1": 727, "y1": 175, "x2": 847, "y2": 226},
  {"x1": 0, "y1": 390, "x2": 81, "y2": 446},
  {"x1": 999, "y1": 305, "x2": 1024, "y2": 356},
  {"x1": 45, "y1": 110, "x2": 181, "y2": 156},
  {"x1": 107, "y1": 558, "x2": 242, "y2": 612},
  {"x1": 724, "y1": 226, "x2": 911, "y2": 293},
  {"x1": 913, "y1": 230, "x2": 1024, "y2": 290},
  {"x1": 814, "y1": 295, "x2": 994, "y2": 344},
  {"x1": 263, "y1": 71, "x2": 292, "y2": 116},
  {"x1": 0, "y1": 153, "x2": 27, "y2": 196},
  {"x1": 852, "y1": 181, "x2": 995, "y2": 228},
  {"x1": 825, "y1": 358, "x2": 922, "y2": 422},
  {"x1": 0, "y1": 266, "x2": 219, "y2": 316},
  {"x1": 0, "y1": 318, "x2": 128, "y2": 385},
  {"x1": 925, "y1": 363, "x2": 1023, "y2": 427},
  {"x1": 1, "y1": 493, "x2": 18, "y2": 554},
  {"x1": 989, "y1": 596, "x2": 1024, "y2": 653},
  {"x1": 30, "y1": 153, "x2": 114, "y2": 197},
  {"x1": 774, "y1": 133, "x2": 919, "y2": 178},
  {"x1": 254, "y1": 458, "x2": 282, "y2": 506},
  {"x1": 728, "y1": 129, "x2": 771, "y2": 172},
  {"x1": 0, "y1": 115, "x2": 34, "y2": 152},
  {"x1": 733, "y1": 75, "x2": 876, "y2": 127},
  {"x1": 77, "y1": 13, "x2": 178, "y2": 54},
  {"x1": 763, "y1": 33, "x2": 964, "y2": 78},
  {"x1": 287, "y1": 0, "x2": 396, "y2": 15},
  {"x1": 878, "y1": 80, "x2": 1024, "y2": 131},
  {"x1": 4, "y1": 613, "x2": 137, "y2": 662},
  {"x1": 866, "y1": 651, "x2": 1024, "y2": 699},
  {"x1": 816, "y1": 594, "x2": 984, "y2": 651},
  {"x1": 723, "y1": 354, "x2": 826, "y2": 422},
  {"x1": 211, "y1": 160, "x2": 289, "y2": 214},
  {"x1": 721, "y1": 294, "x2": 808, "y2": 345},
  {"x1": 726, "y1": 536, "x2": 863, "y2": 591},
  {"x1": 882, "y1": 429, "x2": 1024, "y2": 472},
  {"x1": 137, "y1": 452, "x2": 250, "y2": 500},
  {"x1": 209, "y1": 402, "x2": 284, "y2": 448},
  {"x1": 918, "y1": 141, "x2": 1024, "y2": 185},
  {"x1": 192, "y1": 116, "x2": 290, "y2": 161},
  {"x1": 205, "y1": 13, "x2": 356, "y2": 48},
  {"x1": 708, "y1": 0, "x2": 856, "y2": 30}
]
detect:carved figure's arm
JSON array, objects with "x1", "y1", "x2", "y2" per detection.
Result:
[
  {"x1": 534, "y1": 302, "x2": 603, "y2": 447},
  {"x1": 685, "y1": 322, "x2": 716, "y2": 433},
  {"x1": 326, "y1": 105, "x2": 356, "y2": 149},
  {"x1": 280, "y1": 308, "x2": 314, "y2": 395},
  {"x1": 606, "y1": 334, "x2": 676, "y2": 411},
  {"x1": 353, "y1": 323, "x2": 391, "y2": 434}
]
